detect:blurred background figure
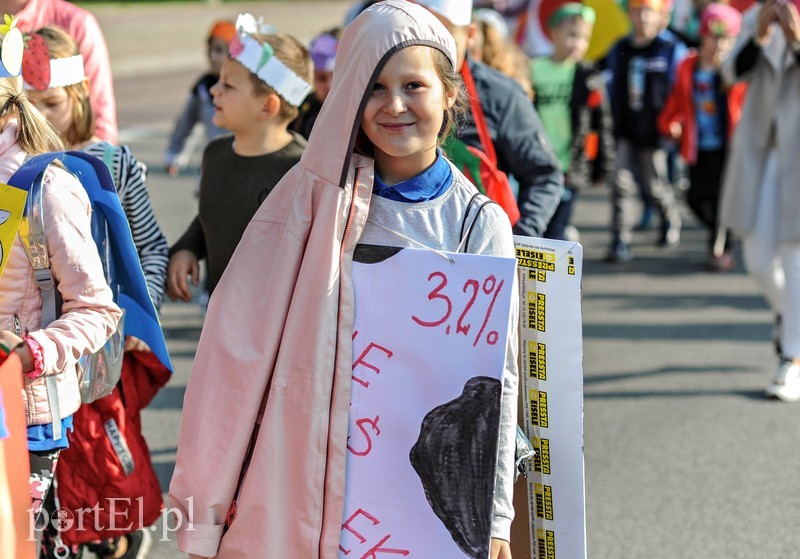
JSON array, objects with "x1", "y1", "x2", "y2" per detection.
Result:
[
  {"x1": 531, "y1": 3, "x2": 615, "y2": 242},
  {"x1": 290, "y1": 27, "x2": 340, "y2": 139},
  {"x1": 164, "y1": 20, "x2": 236, "y2": 177},
  {"x1": 719, "y1": 0, "x2": 800, "y2": 401},
  {"x1": 9, "y1": 0, "x2": 118, "y2": 142},
  {"x1": 658, "y1": 2, "x2": 745, "y2": 272},
  {"x1": 604, "y1": 0, "x2": 685, "y2": 262},
  {"x1": 471, "y1": 7, "x2": 533, "y2": 98}
]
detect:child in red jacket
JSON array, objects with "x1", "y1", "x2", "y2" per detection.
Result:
[{"x1": 659, "y1": 2, "x2": 746, "y2": 271}]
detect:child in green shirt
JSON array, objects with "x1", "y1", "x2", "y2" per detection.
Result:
[{"x1": 531, "y1": 3, "x2": 614, "y2": 240}]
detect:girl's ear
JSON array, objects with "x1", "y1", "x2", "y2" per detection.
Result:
[{"x1": 444, "y1": 86, "x2": 457, "y2": 111}]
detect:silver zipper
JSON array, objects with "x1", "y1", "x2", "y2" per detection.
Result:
[{"x1": 13, "y1": 314, "x2": 20, "y2": 336}]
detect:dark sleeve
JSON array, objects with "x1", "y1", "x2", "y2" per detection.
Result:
[
  {"x1": 592, "y1": 82, "x2": 616, "y2": 185},
  {"x1": 170, "y1": 215, "x2": 207, "y2": 260},
  {"x1": 734, "y1": 38, "x2": 762, "y2": 78},
  {"x1": 494, "y1": 88, "x2": 564, "y2": 238}
]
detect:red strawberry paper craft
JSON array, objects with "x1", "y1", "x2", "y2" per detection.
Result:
[{"x1": 22, "y1": 34, "x2": 50, "y2": 91}]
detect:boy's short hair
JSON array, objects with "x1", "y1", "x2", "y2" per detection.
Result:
[
  {"x1": 547, "y1": 3, "x2": 596, "y2": 30},
  {"x1": 246, "y1": 33, "x2": 313, "y2": 122}
]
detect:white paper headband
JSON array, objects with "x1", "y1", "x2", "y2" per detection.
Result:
[
  {"x1": 48, "y1": 55, "x2": 85, "y2": 88},
  {"x1": 230, "y1": 33, "x2": 311, "y2": 107}
]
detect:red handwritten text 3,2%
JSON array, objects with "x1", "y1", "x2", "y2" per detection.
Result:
[{"x1": 411, "y1": 271, "x2": 504, "y2": 346}]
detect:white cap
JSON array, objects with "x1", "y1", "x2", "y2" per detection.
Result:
[{"x1": 413, "y1": 0, "x2": 473, "y2": 26}]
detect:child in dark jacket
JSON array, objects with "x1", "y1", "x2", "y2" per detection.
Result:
[
  {"x1": 605, "y1": 0, "x2": 686, "y2": 262},
  {"x1": 164, "y1": 20, "x2": 236, "y2": 176},
  {"x1": 659, "y1": 3, "x2": 745, "y2": 271},
  {"x1": 531, "y1": 3, "x2": 615, "y2": 240}
]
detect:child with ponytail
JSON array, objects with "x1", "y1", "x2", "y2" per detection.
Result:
[{"x1": 24, "y1": 24, "x2": 172, "y2": 558}]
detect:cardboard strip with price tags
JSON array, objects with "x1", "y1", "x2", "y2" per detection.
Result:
[{"x1": 510, "y1": 237, "x2": 586, "y2": 559}]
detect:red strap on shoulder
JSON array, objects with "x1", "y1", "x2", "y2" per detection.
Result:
[{"x1": 460, "y1": 61, "x2": 498, "y2": 165}]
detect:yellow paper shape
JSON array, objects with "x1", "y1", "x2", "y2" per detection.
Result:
[
  {"x1": 585, "y1": 0, "x2": 631, "y2": 61},
  {"x1": 0, "y1": 183, "x2": 27, "y2": 279}
]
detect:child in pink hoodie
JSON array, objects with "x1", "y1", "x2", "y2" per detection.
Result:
[{"x1": 0, "y1": 14, "x2": 121, "y2": 555}]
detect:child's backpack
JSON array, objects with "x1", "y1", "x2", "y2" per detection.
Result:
[
  {"x1": 444, "y1": 63, "x2": 521, "y2": 226},
  {"x1": 11, "y1": 151, "x2": 172, "y2": 406}
]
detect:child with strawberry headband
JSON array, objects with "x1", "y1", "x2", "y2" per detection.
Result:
[
  {"x1": 0, "y1": 13, "x2": 122, "y2": 558},
  {"x1": 22, "y1": 24, "x2": 172, "y2": 559}
]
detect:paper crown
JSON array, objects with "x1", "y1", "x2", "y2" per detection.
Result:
[
  {"x1": 229, "y1": 13, "x2": 311, "y2": 107},
  {"x1": 413, "y1": 0, "x2": 473, "y2": 26},
  {"x1": 0, "y1": 15, "x2": 24, "y2": 78},
  {"x1": 22, "y1": 33, "x2": 85, "y2": 91}
]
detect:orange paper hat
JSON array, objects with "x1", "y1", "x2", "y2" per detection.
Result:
[{"x1": 209, "y1": 20, "x2": 237, "y2": 43}]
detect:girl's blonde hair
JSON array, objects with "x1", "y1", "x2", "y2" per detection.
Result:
[
  {"x1": 34, "y1": 25, "x2": 94, "y2": 146},
  {"x1": 0, "y1": 76, "x2": 63, "y2": 154}
]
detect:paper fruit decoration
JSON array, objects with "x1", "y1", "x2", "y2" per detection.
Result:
[
  {"x1": 21, "y1": 33, "x2": 50, "y2": 90},
  {"x1": 0, "y1": 15, "x2": 23, "y2": 77}
]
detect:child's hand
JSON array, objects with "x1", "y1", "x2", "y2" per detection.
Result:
[
  {"x1": 168, "y1": 250, "x2": 200, "y2": 303},
  {"x1": 0, "y1": 330, "x2": 33, "y2": 373},
  {"x1": 124, "y1": 336, "x2": 150, "y2": 353},
  {"x1": 167, "y1": 164, "x2": 180, "y2": 177},
  {"x1": 668, "y1": 121, "x2": 683, "y2": 141},
  {"x1": 490, "y1": 538, "x2": 512, "y2": 559}
]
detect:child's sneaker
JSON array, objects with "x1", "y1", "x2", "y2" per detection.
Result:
[{"x1": 766, "y1": 359, "x2": 800, "y2": 402}]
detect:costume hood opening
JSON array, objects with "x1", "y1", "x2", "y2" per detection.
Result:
[{"x1": 301, "y1": 0, "x2": 457, "y2": 188}]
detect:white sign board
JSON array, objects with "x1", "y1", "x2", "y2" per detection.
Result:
[
  {"x1": 340, "y1": 246, "x2": 516, "y2": 559},
  {"x1": 514, "y1": 237, "x2": 586, "y2": 559}
]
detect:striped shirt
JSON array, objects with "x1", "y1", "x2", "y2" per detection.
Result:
[{"x1": 83, "y1": 141, "x2": 169, "y2": 310}]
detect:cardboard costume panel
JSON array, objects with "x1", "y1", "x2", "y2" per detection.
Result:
[
  {"x1": 511, "y1": 237, "x2": 586, "y2": 559},
  {"x1": 341, "y1": 246, "x2": 516, "y2": 558}
]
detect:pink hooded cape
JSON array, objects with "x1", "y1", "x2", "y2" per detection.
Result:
[{"x1": 168, "y1": 3, "x2": 457, "y2": 557}]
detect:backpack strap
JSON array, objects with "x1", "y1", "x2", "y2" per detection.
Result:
[
  {"x1": 12, "y1": 157, "x2": 59, "y2": 330},
  {"x1": 461, "y1": 61, "x2": 499, "y2": 166},
  {"x1": 458, "y1": 192, "x2": 496, "y2": 254}
]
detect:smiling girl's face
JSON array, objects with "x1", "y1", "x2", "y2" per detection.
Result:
[{"x1": 360, "y1": 45, "x2": 456, "y2": 184}]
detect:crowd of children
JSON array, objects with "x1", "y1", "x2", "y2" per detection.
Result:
[{"x1": 2, "y1": 0, "x2": 800, "y2": 558}]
